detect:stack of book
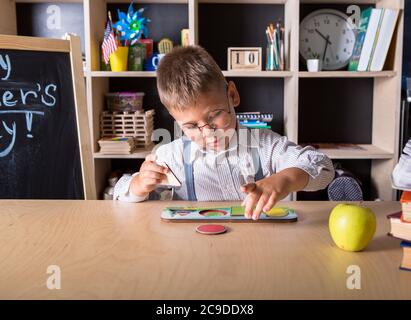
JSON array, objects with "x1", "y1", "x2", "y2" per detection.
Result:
[
  {"x1": 236, "y1": 112, "x2": 273, "y2": 129},
  {"x1": 387, "y1": 191, "x2": 411, "y2": 272},
  {"x1": 98, "y1": 137, "x2": 137, "y2": 155},
  {"x1": 348, "y1": 7, "x2": 399, "y2": 72}
]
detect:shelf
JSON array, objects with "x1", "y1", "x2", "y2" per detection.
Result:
[
  {"x1": 223, "y1": 70, "x2": 293, "y2": 77},
  {"x1": 299, "y1": 71, "x2": 397, "y2": 78},
  {"x1": 94, "y1": 149, "x2": 152, "y2": 159},
  {"x1": 199, "y1": 0, "x2": 288, "y2": 3},
  {"x1": 103, "y1": 0, "x2": 189, "y2": 3},
  {"x1": 94, "y1": 145, "x2": 393, "y2": 160},
  {"x1": 300, "y1": 0, "x2": 379, "y2": 3},
  {"x1": 16, "y1": 0, "x2": 83, "y2": 3},
  {"x1": 88, "y1": 70, "x2": 293, "y2": 78},
  {"x1": 309, "y1": 144, "x2": 394, "y2": 160},
  {"x1": 89, "y1": 70, "x2": 396, "y2": 78},
  {"x1": 89, "y1": 71, "x2": 157, "y2": 78}
]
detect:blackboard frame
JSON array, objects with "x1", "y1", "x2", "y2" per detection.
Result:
[{"x1": 0, "y1": 34, "x2": 96, "y2": 199}]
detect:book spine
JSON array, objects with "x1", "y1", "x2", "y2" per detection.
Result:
[
  {"x1": 367, "y1": 9, "x2": 385, "y2": 71},
  {"x1": 370, "y1": 8, "x2": 399, "y2": 71},
  {"x1": 348, "y1": 7, "x2": 372, "y2": 71},
  {"x1": 402, "y1": 212, "x2": 411, "y2": 222}
]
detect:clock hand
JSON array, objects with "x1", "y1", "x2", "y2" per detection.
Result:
[
  {"x1": 322, "y1": 35, "x2": 330, "y2": 62},
  {"x1": 315, "y1": 29, "x2": 332, "y2": 45}
]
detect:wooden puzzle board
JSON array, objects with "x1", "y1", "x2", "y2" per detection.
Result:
[{"x1": 161, "y1": 206, "x2": 298, "y2": 223}]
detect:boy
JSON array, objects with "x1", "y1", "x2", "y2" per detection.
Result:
[{"x1": 114, "y1": 45, "x2": 335, "y2": 220}]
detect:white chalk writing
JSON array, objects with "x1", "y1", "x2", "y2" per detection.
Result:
[
  {"x1": 0, "y1": 53, "x2": 58, "y2": 157},
  {"x1": 0, "y1": 54, "x2": 11, "y2": 80}
]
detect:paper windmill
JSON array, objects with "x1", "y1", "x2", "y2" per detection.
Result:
[{"x1": 113, "y1": 1, "x2": 150, "y2": 44}]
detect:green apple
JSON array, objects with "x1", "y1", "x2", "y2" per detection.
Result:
[{"x1": 329, "y1": 203, "x2": 377, "y2": 252}]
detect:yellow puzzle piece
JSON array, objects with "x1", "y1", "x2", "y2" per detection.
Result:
[
  {"x1": 264, "y1": 207, "x2": 289, "y2": 217},
  {"x1": 230, "y1": 206, "x2": 289, "y2": 217}
]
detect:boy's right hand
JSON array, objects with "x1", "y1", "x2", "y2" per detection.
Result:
[{"x1": 129, "y1": 154, "x2": 169, "y2": 197}]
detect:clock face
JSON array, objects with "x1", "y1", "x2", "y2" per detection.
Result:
[{"x1": 300, "y1": 9, "x2": 356, "y2": 70}]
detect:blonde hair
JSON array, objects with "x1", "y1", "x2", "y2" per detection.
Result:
[{"x1": 156, "y1": 45, "x2": 227, "y2": 112}]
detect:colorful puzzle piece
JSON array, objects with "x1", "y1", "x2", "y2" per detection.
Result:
[
  {"x1": 231, "y1": 206, "x2": 245, "y2": 216},
  {"x1": 265, "y1": 207, "x2": 288, "y2": 217},
  {"x1": 230, "y1": 206, "x2": 289, "y2": 217}
]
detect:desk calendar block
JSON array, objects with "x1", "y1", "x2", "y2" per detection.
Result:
[{"x1": 227, "y1": 47, "x2": 262, "y2": 71}]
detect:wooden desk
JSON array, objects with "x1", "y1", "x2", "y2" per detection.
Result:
[{"x1": 0, "y1": 200, "x2": 409, "y2": 299}]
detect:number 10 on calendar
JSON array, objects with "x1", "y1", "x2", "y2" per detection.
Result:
[{"x1": 227, "y1": 47, "x2": 262, "y2": 71}]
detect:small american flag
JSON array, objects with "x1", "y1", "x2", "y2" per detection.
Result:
[{"x1": 102, "y1": 20, "x2": 117, "y2": 64}]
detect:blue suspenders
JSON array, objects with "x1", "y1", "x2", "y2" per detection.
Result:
[
  {"x1": 182, "y1": 138, "x2": 264, "y2": 201},
  {"x1": 182, "y1": 138, "x2": 198, "y2": 201}
]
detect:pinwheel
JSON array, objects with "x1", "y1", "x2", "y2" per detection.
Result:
[{"x1": 113, "y1": 1, "x2": 150, "y2": 45}]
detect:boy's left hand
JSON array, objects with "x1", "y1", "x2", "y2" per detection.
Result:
[
  {"x1": 241, "y1": 168, "x2": 309, "y2": 220},
  {"x1": 240, "y1": 174, "x2": 291, "y2": 220}
]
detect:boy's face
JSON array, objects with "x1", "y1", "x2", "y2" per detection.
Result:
[{"x1": 170, "y1": 81, "x2": 240, "y2": 151}]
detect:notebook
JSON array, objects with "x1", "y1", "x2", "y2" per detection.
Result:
[
  {"x1": 357, "y1": 8, "x2": 383, "y2": 71},
  {"x1": 349, "y1": 7, "x2": 373, "y2": 71},
  {"x1": 369, "y1": 8, "x2": 399, "y2": 71}
]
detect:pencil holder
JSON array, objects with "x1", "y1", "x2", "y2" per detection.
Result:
[
  {"x1": 109, "y1": 46, "x2": 129, "y2": 72},
  {"x1": 266, "y1": 44, "x2": 275, "y2": 71}
]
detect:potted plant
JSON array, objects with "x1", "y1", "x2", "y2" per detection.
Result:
[{"x1": 306, "y1": 52, "x2": 322, "y2": 72}]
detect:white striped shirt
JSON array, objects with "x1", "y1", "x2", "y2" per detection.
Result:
[{"x1": 114, "y1": 126, "x2": 335, "y2": 202}]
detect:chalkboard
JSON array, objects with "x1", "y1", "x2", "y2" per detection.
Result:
[{"x1": 0, "y1": 35, "x2": 94, "y2": 199}]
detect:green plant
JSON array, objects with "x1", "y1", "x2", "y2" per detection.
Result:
[{"x1": 308, "y1": 52, "x2": 320, "y2": 60}]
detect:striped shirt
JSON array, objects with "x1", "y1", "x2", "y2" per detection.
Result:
[{"x1": 113, "y1": 125, "x2": 335, "y2": 202}]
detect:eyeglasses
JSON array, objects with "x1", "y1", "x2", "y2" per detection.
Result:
[{"x1": 181, "y1": 85, "x2": 232, "y2": 135}]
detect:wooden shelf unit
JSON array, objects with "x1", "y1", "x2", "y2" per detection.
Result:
[
  {"x1": 93, "y1": 149, "x2": 153, "y2": 159},
  {"x1": 89, "y1": 71, "x2": 158, "y2": 77},
  {"x1": 1, "y1": 0, "x2": 404, "y2": 200},
  {"x1": 298, "y1": 71, "x2": 397, "y2": 78},
  {"x1": 89, "y1": 70, "x2": 294, "y2": 77},
  {"x1": 90, "y1": 70, "x2": 396, "y2": 78},
  {"x1": 317, "y1": 144, "x2": 393, "y2": 159}
]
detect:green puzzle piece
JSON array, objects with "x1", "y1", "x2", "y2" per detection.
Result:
[{"x1": 231, "y1": 206, "x2": 245, "y2": 216}]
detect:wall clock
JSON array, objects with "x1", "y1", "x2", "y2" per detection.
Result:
[{"x1": 300, "y1": 9, "x2": 356, "y2": 70}]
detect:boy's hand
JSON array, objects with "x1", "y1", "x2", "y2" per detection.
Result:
[
  {"x1": 240, "y1": 168, "x2": 309, "y2": 220},
  {"x1": 240, "y1": 174, "x2": 290, "y2": 220},
  {"x1": 129, "y1": 154, "x2": 169, "y2": 197}
]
